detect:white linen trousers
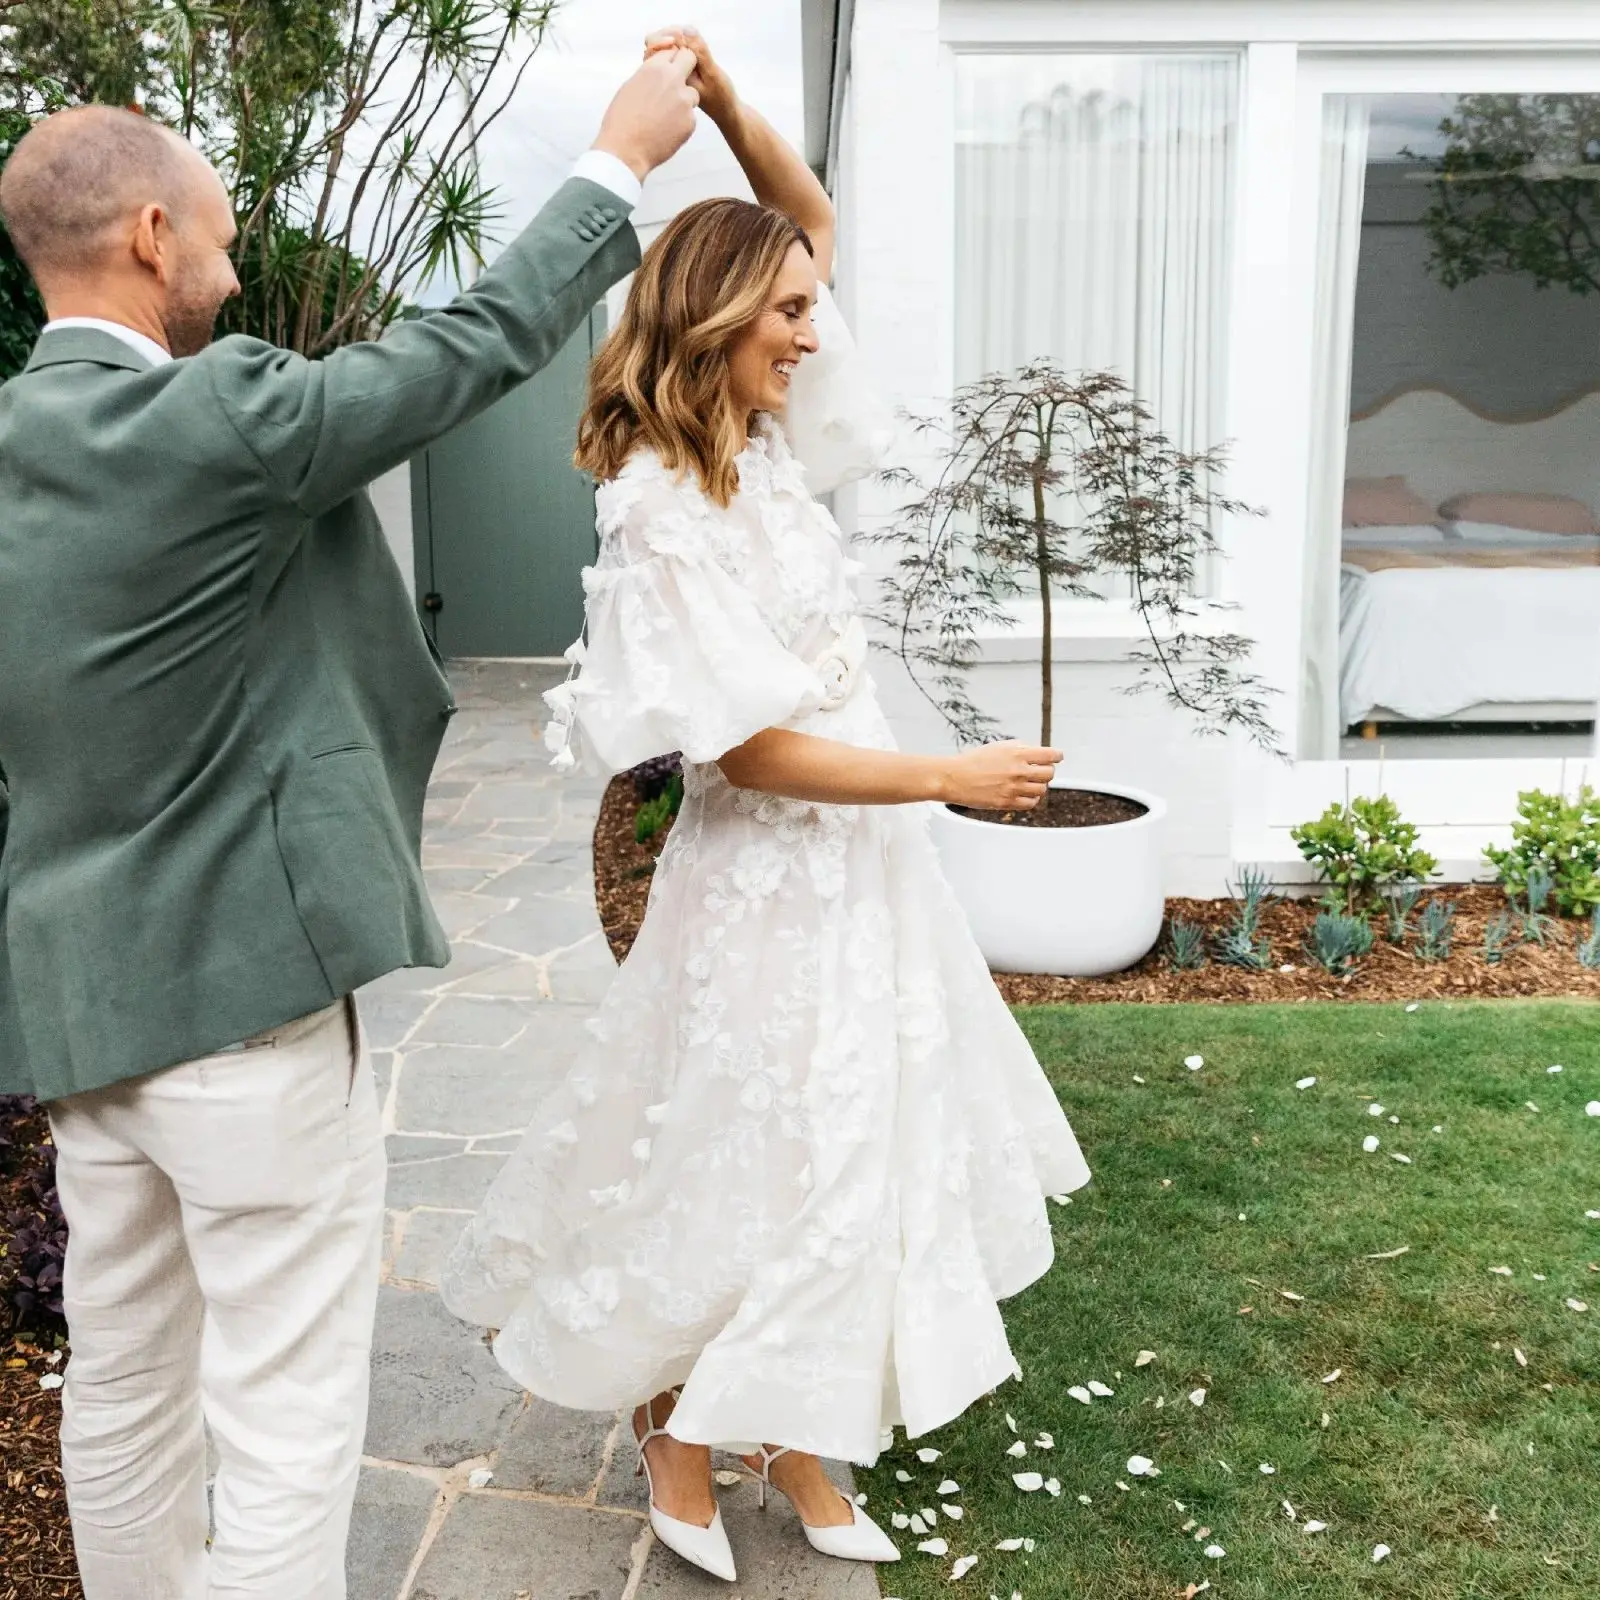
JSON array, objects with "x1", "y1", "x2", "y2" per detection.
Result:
[{"x1": 46, "y1": 997, "x2": 385, "y2": 1600}]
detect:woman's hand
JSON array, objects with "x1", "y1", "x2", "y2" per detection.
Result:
[
  {"x1": 938, "y1": 742, "x2": 1062, "y2": 811},
  {"x1": 644, "y1": 26, "x2": 739, "y2": 126}
]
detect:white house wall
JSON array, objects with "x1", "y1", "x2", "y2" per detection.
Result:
[{"x1": 839, "y1": 0, "x2": 1600, "y2": 896}]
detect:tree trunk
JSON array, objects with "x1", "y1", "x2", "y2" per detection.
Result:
[{"x1": 1034, "y1": 468, "x2": 1052, "y2": 749}]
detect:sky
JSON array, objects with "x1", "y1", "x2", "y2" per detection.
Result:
[{"x1": 417, "y1": 0, "x2": 804, "y2": 298}]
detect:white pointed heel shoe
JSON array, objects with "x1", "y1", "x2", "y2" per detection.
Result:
[
  {"x1": 634, "y1": 1398, "x2": 738, "y2": 1583},
  {"x1": 749, "y1": 1445, "x2": 902, "y2": 1563}
]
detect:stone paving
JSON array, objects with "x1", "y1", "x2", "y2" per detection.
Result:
[{"x1": 350, "y1": 661, "x2": 880, "y2": 1600}]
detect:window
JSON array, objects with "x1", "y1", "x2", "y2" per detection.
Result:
[
  {"x1": 1304, "y1": 93, "x2": 1600, "y2": 759},
  {"x1": 954, "y1": 54, "x2": 1240, "y2": 598}
]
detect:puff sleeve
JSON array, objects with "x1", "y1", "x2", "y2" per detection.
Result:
[
  {"x1": 780, "y1": 283, "x2": 897, "y2": 496},
  {"x1": 545, "y1": 476, "x2": 824, "y2": 774}
]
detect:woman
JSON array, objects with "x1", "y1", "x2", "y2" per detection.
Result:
[{"x1": 443, "y1": 28, "x2": 1092, "y2": 1583}]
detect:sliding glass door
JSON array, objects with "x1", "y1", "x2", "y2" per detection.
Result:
[{"x1": 1301, "y1": 78, "x2": 1600, "y2": 762}]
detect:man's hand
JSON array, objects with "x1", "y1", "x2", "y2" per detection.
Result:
[
  {"x1": 644, "y1": 26, "x2": 738, "y2": 126},
  {"x1": 592, "y1": 47, "x2": 700, "y2": 184}
]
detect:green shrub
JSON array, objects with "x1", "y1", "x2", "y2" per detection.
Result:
[
  {"x1": 1290, "y1": 795, "x2": 1437, "y2": 917},
  {"x1": 1165, "y1": 916, "x2": 1207, "y2": 971},
  {"x1": 1483, "y1": 786, "x2": 1600, "y2": 917},
  {"x1": 1415, "y1": 897, "x2": 1456, "y2": 963},
  {"x1": 1212, "y1": 867, "x2": 1273, "y2": 970},
  {"x1": 633, "y1": 772, "x2": 683, "y2": 846},
  {"x1": 1306, "y1": 910, "x2": 1374, "y2": 976}
]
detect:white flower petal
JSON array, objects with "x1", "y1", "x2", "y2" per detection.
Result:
[
  {"x1": 1296, "y1": 1076, "x2": 1317, "y2": 1089},
  {"x1": 1127, "y1": 1455, "x2": 1156, "y2": 1477},
  {"x1": 1033, "y1": 1433, "x2": 1054, "y2": 1450},
  {"x1": 1391, "y1": 1153, "x2": 1413, "y2": 1164},
  {"x1": 1322, "y1": 1368, "x2": 1343, "y2": 1383},
  {"x1": 910, "y1": 1515, "x2": 928, "y2": 1536},
  {"x1": 1566, "y1": 1298, "x2": 1589, "y2": 1312},
  {"x1": 38, "y1": 1373, "x2": 64, "y2": 1391},
  {"x1": 1489, "y1": 1265, "x2": 1514, "y2": 1277},
  {"x1": 1204, "y1": 1544, "x2": 1226, "y2": 1559},
  {"x1": 917, "y1": 1537, "x2": 948, "y2": 1557},
  {"x1": 896, "y1": 1469, "x2": 913, "y2": 1482},
  {"x1": 994, "y1": 1538, "x2": 1024, "y2": 1551},
  {"x1": 1548, "y1": 1064, "x2": 1564, "y2": 1074},
  {"x1": 950, "y1": 1554, "x2": 978, "y2": 1580},
  {"x1": 1005, "y1": 1440, "x2": 1027, "y2": 1458},
  {"x1": 1303, "y1": 1519, "x2": 1327, "y2": 1534},
  {"x1": 1132, "y1": 1074, "x2": 1146, "y2": 1084},
  {"x1": 1363, "y1": 1136, "x2": 1381, "y2": 1153},
  {"x1": 1259, "y1": 1463, "x2": 1276, "y2": 1475},
  {"x1": 1087, "y1": 1379, "x2": 1115, "y2": 1397},
  {"x1": 1044, "y1": 1477, "x2": 1061, "y2": 1497},
  {"x1": 1135, "y1": 1350, "x2": 1157, "y2": 1367},
  {"x1": 1586, "y1": 1101, "x2": 1600, "y2": 1116},
  {"x1": 1068, "y1": 1385, "x2": 1093, "y2": 1405},
  {"x1": 1189, "y1": 1388, "x2": 1207, "y2": 1407},
  {"x1": 921, "y1": 1507, "x2": 939, "y2": 1525},
  {"x1": 1405, "y1": 1001, "x2": 1419, "y2": 1011},
  {"x1": 937, "y1": 1479, "x2": 960, "y2": 1495},
  {"x1": 918, "y1": 1447, "x2": 943, "y2": 1463},
  {"x1": 1005, "y1": 1413, "x2": 1018, "y2": 1432},
  {"x1": 1282, "y1": 1499, "x2": 1297, "y2": 1520},
  {"x1": 1369, "y1": 1103, "x2": 1385, "y2": 1117},
  {"x1": 467, "y1": 1468, "x2": 494, "y2": 1489},
  {"x1": 1077, "y1": 1494, "x2": 1092, "y2": 1505},
  {"x1": 943, "y1": 1504, "x2": 964, "y2": 1520},
  {"x1": 1372, "y1": 1543, "x2": 1391, "y2": 1563},
  {"x1": 1185, "y1": 1054, "x2": 1205, "y2": 1070},
  {"x1": 1012, "y1": 1472, "x2": 1044, "y2": 1492},
  {"x1": 891, "y1": 1512, "x2": 910, "y2": 1529}
]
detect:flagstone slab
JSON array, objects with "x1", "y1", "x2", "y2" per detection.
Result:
[
  {"x1": 395, "y1": 1033, "x2": 581, "y2": 1137},
  {"x1": 407, "y1": 1496, "x2": 640, "y2": 1600},
  {"x1": 472, "y1": 895, "x2": 603, "y2": 958},
  {"x1": 366, "y1": 1286, "x2": 523, "y2": 1467},
  {"x1": 390, "y1": 1207, "x2": 473, "y2": 1289},
  {"x1": 408, "y1": 996, "x2": 534, "y2": 1050},
  {"x1": 384, "y1": 1150, "x2": 508, "y2": 1211},
  {"x1": 346, "y1": 1466, "x2": 439, "y2": 1600},
  {"x1": 490, "y1": 1399, "x2": 617, "y2": 1498}
]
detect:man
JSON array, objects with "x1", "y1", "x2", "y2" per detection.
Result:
[{"x1": 0, "y1": 49, "x2": 698, "y2": 1599}]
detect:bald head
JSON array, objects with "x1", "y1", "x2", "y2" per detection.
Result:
[
  {"x1": 0, "y1": 105, "x2": 207, "y2": 284},
  {"x1": 1, "y1": 104, "x2": 240, "y2": 356}
]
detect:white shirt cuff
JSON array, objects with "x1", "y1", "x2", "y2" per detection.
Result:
[{"x1": 571, "y1": 150, "x2": 643, "y2": 211}]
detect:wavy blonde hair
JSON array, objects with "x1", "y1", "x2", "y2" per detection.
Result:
[{"x1": 574, "y1": 197, "x2": 812, "y2": 508}]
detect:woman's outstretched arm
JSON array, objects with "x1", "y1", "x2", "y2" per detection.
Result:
[
  {"x1": 718, "y1": 730, "x2": 1061, "y2": 811},
  {"x1": 645, "y1": 26, "x2": 835, "y2": 279}
]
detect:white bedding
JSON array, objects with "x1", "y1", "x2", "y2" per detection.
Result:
[{"x1": 1340, "y1": 561, "x2": 1600, "y2": 725}]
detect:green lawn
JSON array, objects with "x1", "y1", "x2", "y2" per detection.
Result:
[{"x1": 865, "y1": 1001, "x2": 1600, "y2": 1600}]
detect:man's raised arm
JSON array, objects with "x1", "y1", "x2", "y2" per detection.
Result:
[{"x1": 210, "y1": 48, "x2": 701, "y2": 517}]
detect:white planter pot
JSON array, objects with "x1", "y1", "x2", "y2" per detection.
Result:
[{"x1": 929, "y1": 780, "x2": 1169, "y2": 977}]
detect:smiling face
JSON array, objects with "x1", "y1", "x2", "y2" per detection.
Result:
[{"x1": 725, "y1": 240, "x2": 821, "y2": 422}]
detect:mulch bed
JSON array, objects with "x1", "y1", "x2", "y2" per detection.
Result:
[
  {"x1": 593, "y1": 775, "x2": 1600, "y2": 1004},
  {"x1": 1, "y1": 1101, "x2": 77, "y2": 1600}
]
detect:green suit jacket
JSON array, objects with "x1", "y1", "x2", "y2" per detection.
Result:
[{"x1": 0, "y1": 176, "x2": 639, "y2": 1101}]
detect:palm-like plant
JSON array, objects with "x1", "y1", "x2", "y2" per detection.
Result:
[
  {"x1": 1, "y1": 0, "x2": 554, "y2": 354},
  {"x1": 869, "y1": 364, "x2": 1279, "y2": 752}
]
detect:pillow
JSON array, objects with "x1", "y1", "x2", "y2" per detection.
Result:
[
  {"x1": 1342, "y1": 476, "x2": 1440, "y2": 529},
  {"x1": 1341, "y1": 523, "x2": 1449, "y2": 546},
  {"x1": 1453, "y1": 520, "x2": 1600, "y2": 548},
  {"x1": 1438, "y1": 491, "x2": 1599, "y2": 536}
]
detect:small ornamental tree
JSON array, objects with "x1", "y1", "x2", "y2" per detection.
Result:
[{"x1": 869, "y1": 363, "x2": 1278, "y2": 752}]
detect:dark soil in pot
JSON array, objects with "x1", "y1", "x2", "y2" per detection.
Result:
[{"x1": 950, "y1": 787, "x2": 1148, "y2": 829}]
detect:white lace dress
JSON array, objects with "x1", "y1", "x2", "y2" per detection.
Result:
[{"x1": 441, "y1": 294, "x2": 1091, "y2": 1466}]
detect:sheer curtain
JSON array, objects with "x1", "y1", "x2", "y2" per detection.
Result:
[
  {"x1": 955, "y1": 56, "x2": 1238, "y2": 593},
  {"x1": 1300, "y1": 96, "x2": 1370, "y2": 758}
]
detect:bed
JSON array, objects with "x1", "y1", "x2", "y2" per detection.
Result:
[{"x1": 1339, "y1": 389, "x2": 1600, "y2": 727}]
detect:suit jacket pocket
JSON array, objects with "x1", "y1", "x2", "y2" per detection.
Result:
[{"x1": 272, "y1": 747, "x2": 434, "y2": 991}]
